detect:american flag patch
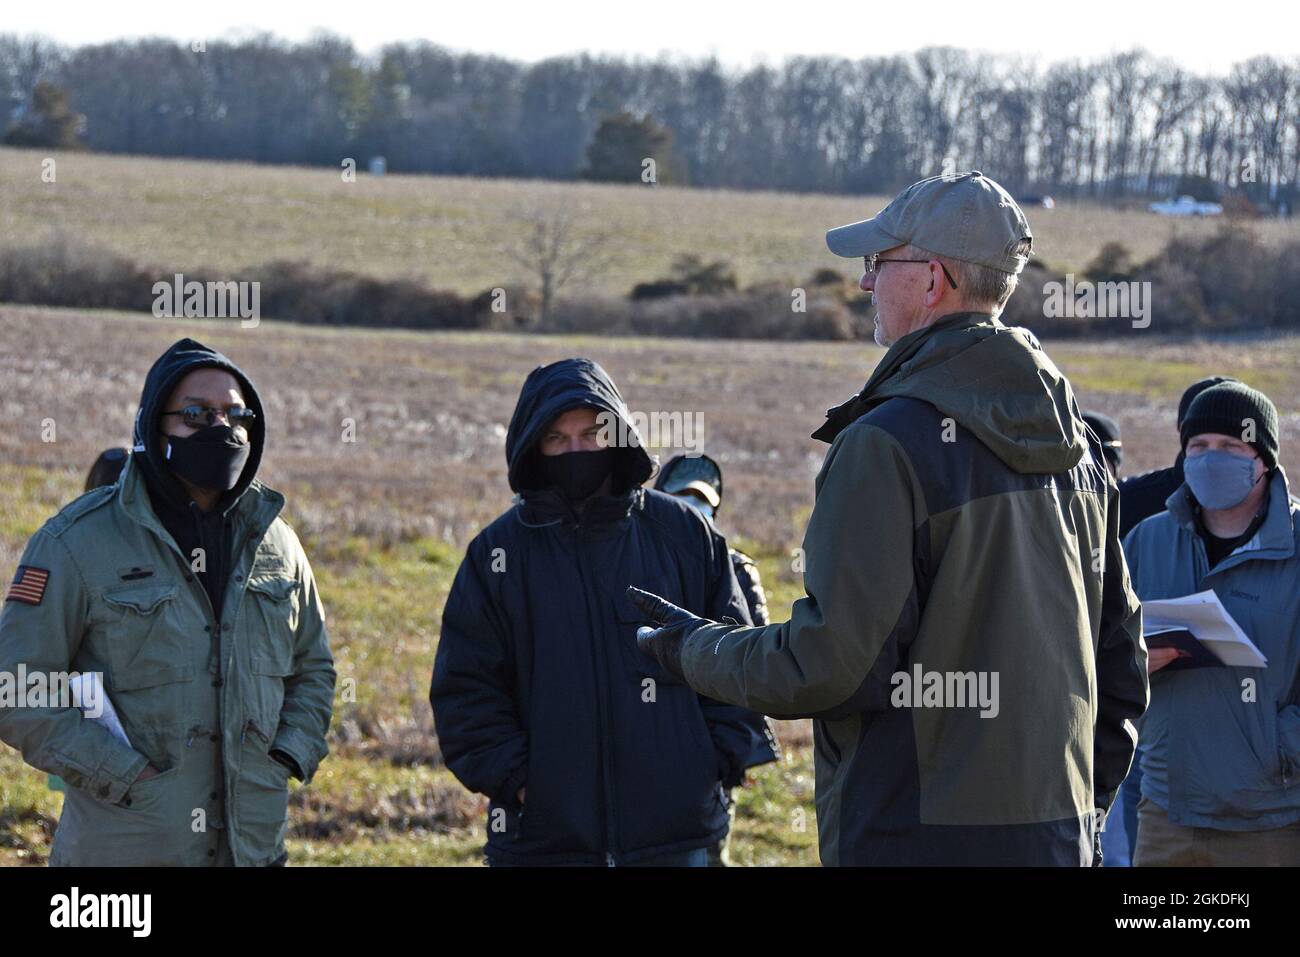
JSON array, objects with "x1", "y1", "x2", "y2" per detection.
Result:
[{"x1": 6, "y1": 566, "x2": 50, "y2": 606}]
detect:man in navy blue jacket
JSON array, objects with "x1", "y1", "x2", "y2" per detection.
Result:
[{"x1": 430, "y1": 357, "x2": 770, "y2": 866}]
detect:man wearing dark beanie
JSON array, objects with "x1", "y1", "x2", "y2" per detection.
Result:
[
  {"x1": 1107, "y1": 376, "x2": 1242, "y2": 865},
  {"x1": 1122, "y1": 380, "x2": 1300, "y2": 865},
  {"x1": 1118, "y1": 376, "x2": 1238, "y2": 538}
]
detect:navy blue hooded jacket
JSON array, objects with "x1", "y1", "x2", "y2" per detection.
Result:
[{"x1": 429, "y1": 358, "x2": 770, "y2": 865}]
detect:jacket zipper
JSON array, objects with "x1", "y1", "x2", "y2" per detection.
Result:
[{"x1": 572, "y1": 522, "x2": 621, "y2": 866}]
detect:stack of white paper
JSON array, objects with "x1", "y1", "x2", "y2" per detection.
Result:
[{"x1": 1142, "y1": 591, "x2": 1268, "y2": 668}]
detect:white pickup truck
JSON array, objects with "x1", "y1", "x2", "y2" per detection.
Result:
[{"x1": 1148, "y1": 195, "x2": 1223, "y2": 216}]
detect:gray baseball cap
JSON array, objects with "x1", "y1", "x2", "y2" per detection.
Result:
[{"x1": 826, "y1": 170, "x2": 1033, "y2": 274}]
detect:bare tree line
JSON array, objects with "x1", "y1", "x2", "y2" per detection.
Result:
[{"x1": 2, "y1": 33, "x2": 1297, "y2": 203}]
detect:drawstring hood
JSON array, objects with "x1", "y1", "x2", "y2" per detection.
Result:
[
  {"x1": 133, "y1": 337, "x2": 265, "y2": 519},
  {"x1": 813, "y1": 312, "x2": 1088, "y2": 475},
  {"x1": 504, "y1": 358, "x2": 654, "y2": 528}
]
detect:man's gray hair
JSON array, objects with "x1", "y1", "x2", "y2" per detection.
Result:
[{"x1": 907, "y1": 240, "x2": 1032, "y2": 313}]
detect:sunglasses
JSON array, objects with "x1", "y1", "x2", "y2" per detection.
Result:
[{"x1": 161, "y1": 405, "x2": 257, "y2": 430}]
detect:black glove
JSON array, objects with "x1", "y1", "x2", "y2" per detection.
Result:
[
  {"x1": 627, "y1": 586, "x2": 715, "y2": 683},
  {"x1": 1091, "y1": 812, "x2": 1104, "y2": 867}
]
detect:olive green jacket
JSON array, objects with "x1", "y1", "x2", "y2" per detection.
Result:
[
  {"x1": 0, "y1": 457, "x2": 335, "y2": 865},
  {"x1": 679, "y1": 313, "x2": 1148, "y2": 865}
]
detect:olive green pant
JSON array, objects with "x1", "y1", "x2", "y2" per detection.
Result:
[{"x1": 1134, "y1": 797, "x2": 1300, "y2": 866}]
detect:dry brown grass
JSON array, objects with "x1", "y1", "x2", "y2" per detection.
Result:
[
  {"x1": 2, "y1": 304, "x2": 1299, "y2": 865},
  {"x1": 3, "y1": 304, "x2": 1299, "y2": 562},
  {"x1": 4, "y1": 147, "x2": 1298, "y2": 302}
]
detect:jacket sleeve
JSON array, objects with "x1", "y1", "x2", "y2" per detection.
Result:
[
  {"x1": 0, "y1": 529, "x2": 148, "y2": 804},
  {"x1": 1094, "y1": 481, "x2": 1149, "y2": 814},
  {"x1": 271, "y1": 544, "x2": 336, "y2": 784},
  {"x1": 681, "y1": 422, "x2": 920, "y2": 720},
  {"x1": 693, "y1": 528, "x2": 779, "y2": 785},
  {"x1": 429, "y1": 541, "x2": 529, "y2": 808}
]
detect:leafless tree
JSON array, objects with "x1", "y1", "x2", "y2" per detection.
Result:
[{"x1": 499, "y1": 200, "x2": 617, "y2": 328}]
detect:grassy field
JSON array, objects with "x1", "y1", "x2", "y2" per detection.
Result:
[
  {"x1": 3, "y1": 146, "x2": 1299, "y2": 300},
  {"x1": 2, "y1": 304, "x2": 1299, "y2": 866}
]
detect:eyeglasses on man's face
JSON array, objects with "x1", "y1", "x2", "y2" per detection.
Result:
[{"x1": 865, "y1": 254, "x2": 959, "y2": 291}]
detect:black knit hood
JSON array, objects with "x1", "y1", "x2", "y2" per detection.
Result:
[{"x1": 504, "y1": 357, "x2": 654, "y2": 495}]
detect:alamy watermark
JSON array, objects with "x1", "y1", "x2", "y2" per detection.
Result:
[
  {"x1": 596, "y1": 409, "x2": 704, "y2": 456},
  {"x1": 0, "y1": 666, "x2": 105, "y2": 717},
  {"x1": 152, "y1": 273, "x2": 260, "y2": 328},
  {"x1": 50, "y1": 887, "x2": 151, "y2": 937},
  {"x1": 891, "y1": 664, "x2": 1000, "y2": 718},
  {"x1": 1042, "y1": 274, "x2": 1151, "y2": 329}
]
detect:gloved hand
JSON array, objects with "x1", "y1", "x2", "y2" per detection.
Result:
[{"x1": 627, "y1": 586, "x2": 716, "y2": 683}]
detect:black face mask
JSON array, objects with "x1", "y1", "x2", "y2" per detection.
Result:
[
  {"x1": 543, "y1": 448, "x2": 616, "y2": 502},
  {"x1": 165, "y1": 424, "x2": 250, "y2": 492}
]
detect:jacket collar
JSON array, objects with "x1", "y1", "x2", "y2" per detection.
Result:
[
  {"x1": 516, "y1": 486, "x2": 643, "y2": 531},
  {"x1": 1166, "y1": 467, "x2": 1297, "y2": 571},
  {"x1": 117, "y1": 453, "x2": 284, "y2": 555},
  {"x1": 812, "y1": 311, "x2": 996, "y2": 444}
]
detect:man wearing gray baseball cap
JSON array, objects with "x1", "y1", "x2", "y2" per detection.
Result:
[
  {"x1": 631, "y1": 170, "x2": 1148, "y2": 865},
  {"x1": 826, "y1": 170, "x2": 1034, "y2": 345}
]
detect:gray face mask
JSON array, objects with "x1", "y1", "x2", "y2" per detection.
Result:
[{"x1": 1184, "y1": 449, "x2": 1262, "y2": 510}]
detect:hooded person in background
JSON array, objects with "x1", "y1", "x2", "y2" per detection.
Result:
[
  {"x1": 654, "y1": 453, "x2": 781, "y2": 865},
  {"x1": 630, "y1": 171, "x2": 1148, "y2": 865},
  {"x1": 430, "y1": 358, "x2": 771, "y2": 866},
  {"x1": 1118, "y1": 377, "x2": 1238, "y2": 539},
  {"x1": 0, "y1": 338, "x2": 335, "y2": 866},
  {"x1": 1123, "y1": 381, "x2": 1300, "y2": 865}
]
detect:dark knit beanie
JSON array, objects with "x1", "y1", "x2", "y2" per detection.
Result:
[
  {"x1": 1180, "y1": 381, "x2": 1279, "y2": 469},
  {"x1": 1177, "y1": 376, "x2": 1239, "y2": 428}
]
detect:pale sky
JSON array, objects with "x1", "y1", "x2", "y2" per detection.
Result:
[{"x1": 7, "y1": 0, "x2": 1297, "y2": 74}]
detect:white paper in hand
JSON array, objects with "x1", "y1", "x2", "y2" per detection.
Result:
[
  {"x1": 1142, "y1": 591, "x2": 1268, "y2": 668},
  {"x1": 68, "y1": 672, "x2": 132, "y2": 747}
]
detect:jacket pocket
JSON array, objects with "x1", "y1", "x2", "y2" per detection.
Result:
[
  {"x1": 608, "y1": 576, "x2": 687, "y2": 687},
  {"x1": 243, "y1": 575, "x2": 299, "y2": 728},
  {"x1": 98, "y1": 584, "x2": 192, "y2": 758},
  {"x1": 54, "y1": 763, "x2": 187, "y2": 866},
  {"x1": 234, "y1": 718, "x2": 291, "y2": 865},
  {"x1": 245, "y1": 575, "x2": 299, "y2": 666},
  {"x1": 119, "y1": 762, "x2": 183, "y2": 810},
  {"x1": 101, "y1": 583, "x2": 189, "y2": 689},
  {"x1": 1215, "y1": 691, "x2": 1286, "y2": 807}
]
